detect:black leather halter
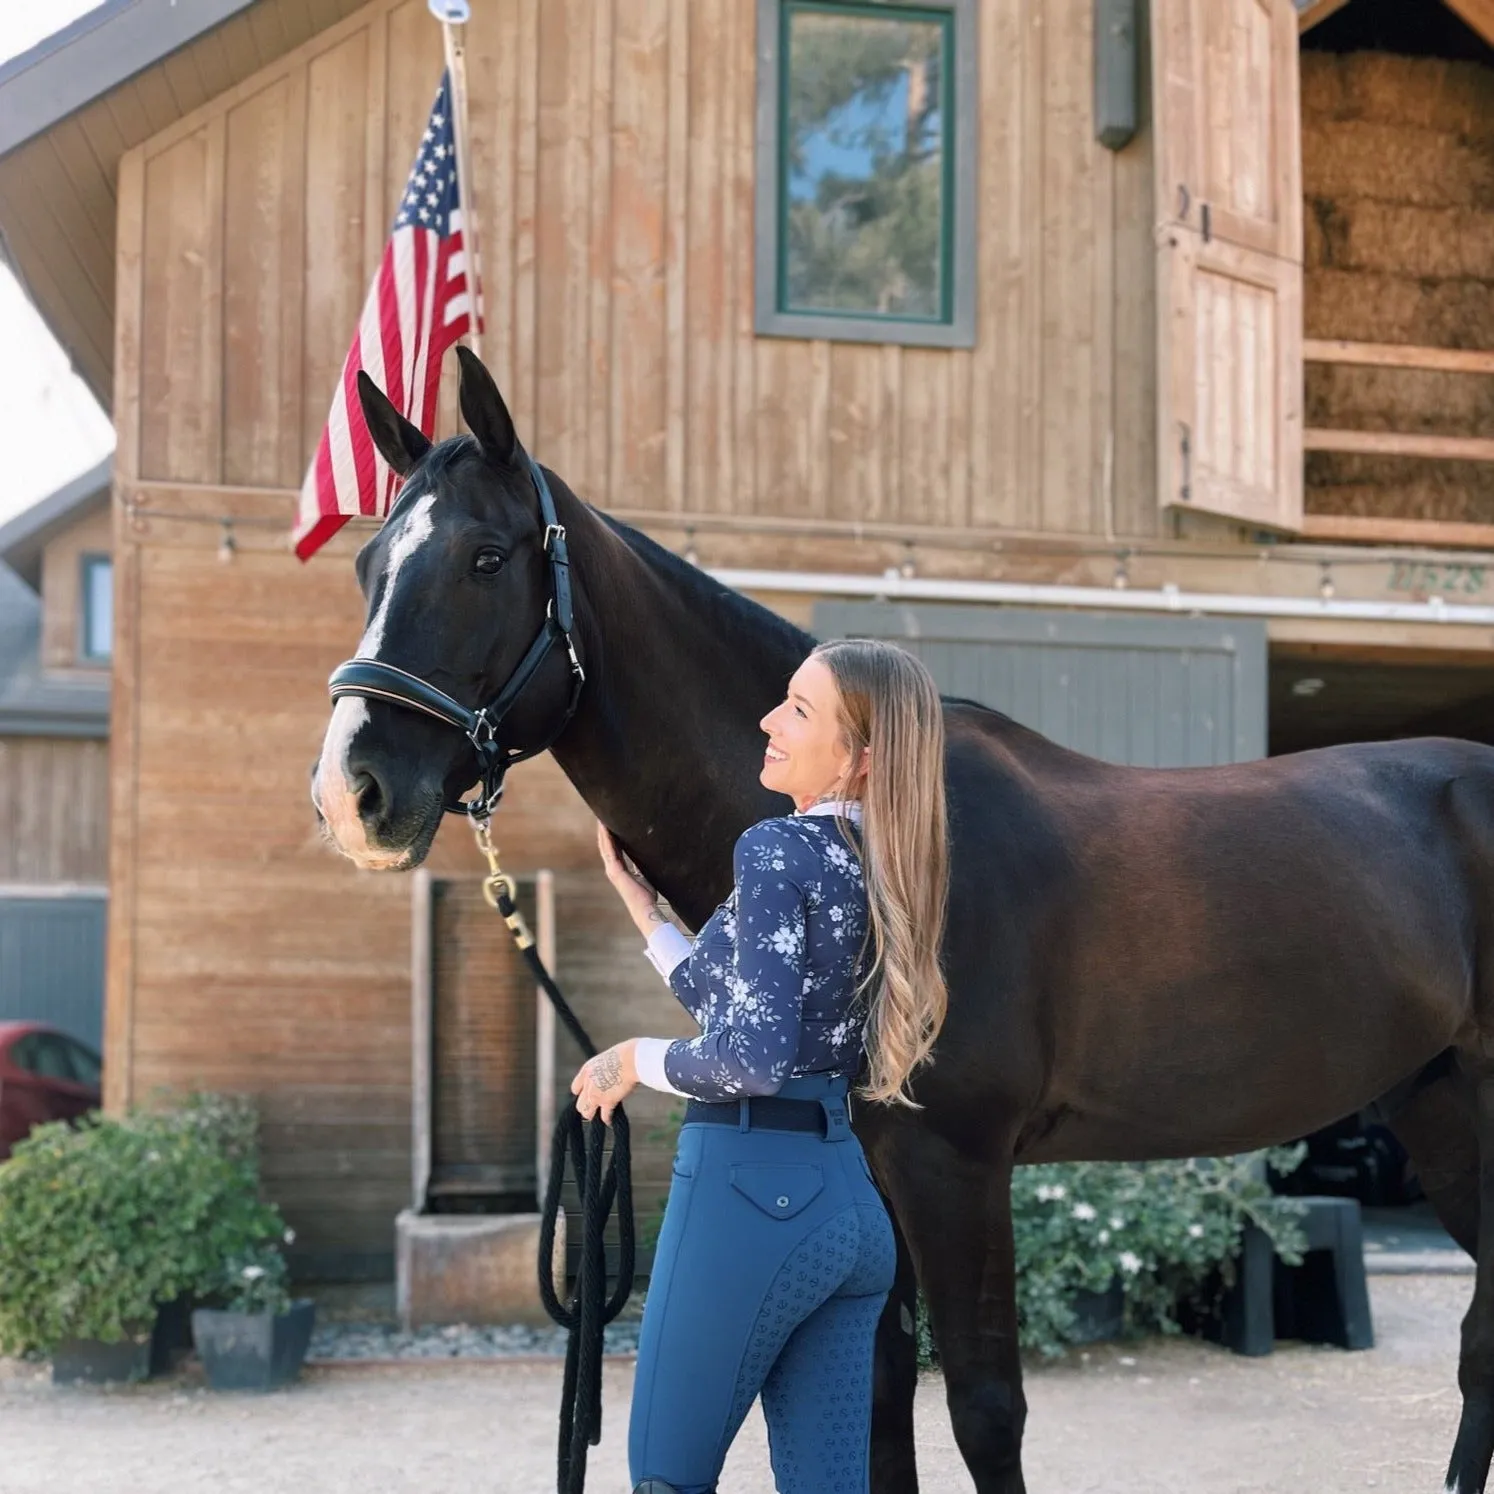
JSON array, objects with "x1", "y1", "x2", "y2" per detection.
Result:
[{"x1": 326, "y1": 455, "x2": 586, "y2": 819}]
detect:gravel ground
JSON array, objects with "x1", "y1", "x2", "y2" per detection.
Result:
[{"x1": 0, "y1": 1274, "x2": 1470, "y2": 1493}]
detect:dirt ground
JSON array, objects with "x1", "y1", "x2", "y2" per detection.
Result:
[{"x1": 0, "y1": 1274, "x2": 1468, "y2": 1493}]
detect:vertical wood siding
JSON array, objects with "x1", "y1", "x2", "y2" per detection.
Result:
[
  {"x1": 0, "y1": 739, "x2": 110, "y2": 883},
  {"x1": 124, "y1": 0, "x2": 1158, "y2": 540}
]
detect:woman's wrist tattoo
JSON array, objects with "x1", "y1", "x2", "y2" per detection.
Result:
[
  {"x1": 646, "y1": 906, "x2": 669, "y2": 925},
  {"x1": 590, "y1": 1049, "x2": 623, "y2": 1092}
]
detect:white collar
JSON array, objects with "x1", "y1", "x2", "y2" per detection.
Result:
[{"x1": 797, "y1": 798, "x2": 863, "y2": 823}]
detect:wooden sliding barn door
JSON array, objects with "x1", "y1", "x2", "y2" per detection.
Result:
[{"x1": 1152, "y1": 0, "x2": 1304, "y2": 531}]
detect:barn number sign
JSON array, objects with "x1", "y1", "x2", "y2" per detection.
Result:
[{"x1": 1387, "y1": 561, "x2": 1488, "y2": 597}]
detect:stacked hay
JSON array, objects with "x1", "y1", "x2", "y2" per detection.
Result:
[{"x1": 1301, "y1": 49, "x2": 1494, "y2": 524}]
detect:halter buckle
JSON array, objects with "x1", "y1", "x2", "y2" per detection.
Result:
[
  {"x1": 543, "y1": 522, "x2": 566, "y2": 553},
  {"x1": 469, "y1": 708, "x2": 497, "y2": 746}
]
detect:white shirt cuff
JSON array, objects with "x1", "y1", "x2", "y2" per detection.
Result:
[
  {"x1": 642, "y1": 922, "x2": 692, "y2": 982},
  {"x1": 634, "y1": 1037, "x2": 689, "y2": 1097}
]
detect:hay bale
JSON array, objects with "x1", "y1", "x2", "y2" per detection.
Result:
[
  {"x1": 1332, "y1": 53, "x2": 1453, "y2": 132},
  {"x1": 1306, "y1": 457, "x2": 1494, "y2": 526},
  {"x1": 1305, "y1": 269, "x2": 1428, "y2": 343},
  {"x1": 1299, "y1": 53, "x2": 1348, "y2": 123},
  {"x1": 1305, "y1": 269, "x2": 1494, "y2": 349},
  {"x1": 1300, "y1": 49, "x2": 1494, "y2": 529},
  {"x1": 1325, "y1": 200, "x2": 1494, "y2": 280},
  {"x1": 1305, "y1": 365, "x2": 1494, "y2": 432},
  {"x1": 1437, "y1": 60, "x2": 1494, "y2": 144},
  {"x1": 1302, "y1": 119, "x2": 1494, "y2": 210},
  {"x1": 1413, "y1": 278, "x2": 1494, "y2": 350}
]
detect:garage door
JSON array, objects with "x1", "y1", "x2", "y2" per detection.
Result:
[
  {"x1": 0, "y1": 894, "x2": 108, "y2": 1050},
  {"x1": 813, "y1": 604, "x2": 1267, "y2": 767}
]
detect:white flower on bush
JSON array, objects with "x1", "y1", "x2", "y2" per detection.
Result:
[
  {"x1": 1034, "y1": 1183, "x2": 1067, "y2": 1203},
  {"x1": 241, "y1": 1265, "x2": 267, "y2": 1282},
  {"x1": 1187, "y1": 1224, "x2": 1204, "y2": 1239},
  {"x1": 1071, "y1": 1203, "x2": 1097, "y2": 1222},
  {"x1": 1098, "y1": 1229, "x2": 1111, "y2": 1246},
  {"x1": 1118, "y1": 1251, "x2": 1143, "y2": 1275},
  {"x1": 1109, "y1": 1216, "x2": 1125, "y2": 1231},
  {"x1": 284, "y1": 1228, "x2": 296, "y2": 1245}
]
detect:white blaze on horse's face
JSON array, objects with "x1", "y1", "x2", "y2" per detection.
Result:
[{"x1": 313, "y1": 491, "x2": 438, "y2": 868}]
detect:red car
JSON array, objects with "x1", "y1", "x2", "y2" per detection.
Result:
[{"x1": 0, "y1": 1022, "x2": 102, "y2": 1161}]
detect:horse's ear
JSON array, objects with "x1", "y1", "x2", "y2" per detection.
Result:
[
  {"x1": 456, "y1": 344, "x2": 522, "y2": 468},
  {"x1": 356, "y1": 371, "x2": 431, "y2": 476}
]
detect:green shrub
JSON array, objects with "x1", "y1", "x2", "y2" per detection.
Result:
[
  {"x1": 0, "y1": 1094, "x2": 291, "y2": 1354},
  {"x1": 917, "y1": 1149, "x2": 1307, "y2": 1365}
]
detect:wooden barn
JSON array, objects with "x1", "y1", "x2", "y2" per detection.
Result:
[{"x1": 0, "y1": 0, "x2": 1490, "y2": 1277}]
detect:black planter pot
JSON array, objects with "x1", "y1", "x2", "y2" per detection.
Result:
[
  {"x1": 52, "y1": 1330, "x2": 153, "y2": 1385},
  {"x1": 191, "y1": 1299, "x2": 317, "y2": 1392},
  {"x1": 149, "y1": 1294, "x2": 197, "y2": 1376},
  {"x1": 1068, "y1": 1276, "x2": 1125, "y2": 1345}
]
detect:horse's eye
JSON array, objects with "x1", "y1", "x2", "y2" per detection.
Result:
[{"x1": 473, "y1": 550, "x2": 505, "y2": 576}]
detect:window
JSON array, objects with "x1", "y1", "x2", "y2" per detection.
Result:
[
  {"x1": 80, "y1": 554, "x2": 112, "y2": 663},
  {"x1": 60, "y1": 1038, "x2": 102, "y2": 1090},
  {"x1": 755, "y1": 0, "x2": 976, "y2": 348}
]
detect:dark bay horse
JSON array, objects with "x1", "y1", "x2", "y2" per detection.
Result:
[{"x1": 312, "y1": 347, "x2": 1493, "y2": 1494}]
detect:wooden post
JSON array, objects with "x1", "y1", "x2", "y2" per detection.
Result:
[{"x1": 434, "y1": 4, "x2": 485, "y2": 364}]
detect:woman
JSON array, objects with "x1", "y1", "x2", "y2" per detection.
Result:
[{"x1": 571, "y1": 638, "x2": 949, "y2": 1494}]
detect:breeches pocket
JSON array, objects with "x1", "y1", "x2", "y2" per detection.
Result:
[{"x1": 729, "y1": 1163, "x2": 825, "y2": 1221}]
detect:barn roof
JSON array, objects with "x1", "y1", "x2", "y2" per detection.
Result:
[
  {"x1": 0, "y1": 0, "x2": 368, "y2": 410},
  {"x1": 0, "y1": 466, "x2": 111, "y2": 739},
  {"x1": 0, "y1": 459, "x2": 112, "y2": 594}
]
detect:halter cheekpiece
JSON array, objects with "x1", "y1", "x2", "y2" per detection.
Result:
[{"x1": 325, "y1": 455, "x2": 586, "y2": 819}]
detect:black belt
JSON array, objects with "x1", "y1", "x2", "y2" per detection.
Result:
[{"x1": 684, "y1": 1095, "x2": 828, "y2": 1134}]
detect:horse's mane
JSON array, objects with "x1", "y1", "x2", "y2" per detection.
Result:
[{"x1": 593, "y1": 509, "x2": 818, "y2": 659}]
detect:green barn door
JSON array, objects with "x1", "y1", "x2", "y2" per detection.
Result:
[{"x1": 812, "y1": 604, "x2": 1267, "y2": 767}]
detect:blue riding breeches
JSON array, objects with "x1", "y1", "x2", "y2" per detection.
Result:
[{"x1": 628, "y1": 1074, "x2": 896, "y2": 1494}]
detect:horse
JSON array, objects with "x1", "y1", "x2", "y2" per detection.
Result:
[{"x1": 312, "y1": 346, "x2": 1494, "y2": 1494}]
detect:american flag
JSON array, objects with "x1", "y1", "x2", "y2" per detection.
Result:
[{"x1": 293, "y1": 70, "x2": 478, "y2": 560}]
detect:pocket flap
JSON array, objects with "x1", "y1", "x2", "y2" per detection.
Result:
[{"x1": 729, "y1": 1163, "x2": 824, "y2": 1220}]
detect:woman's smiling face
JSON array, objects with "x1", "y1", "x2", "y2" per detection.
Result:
[{"x1": 758, "y1": 657, "x2": 864, "y2": 810}]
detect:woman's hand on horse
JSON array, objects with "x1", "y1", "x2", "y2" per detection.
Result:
[
  {"x1": 596, "y1": 821, "x2": 666, "y2": 935},
  {"x1": 570, "y1": 1039, "x2": 640, "y2": 1126}
]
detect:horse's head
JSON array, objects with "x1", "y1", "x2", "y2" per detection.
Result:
[{"x1": 312, "y1": 346, "x2": 580, "y2": 870}]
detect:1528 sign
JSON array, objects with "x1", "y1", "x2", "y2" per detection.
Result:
[{"x1": 1387, "y1": 561, "x2": 1488, "y2": 596}]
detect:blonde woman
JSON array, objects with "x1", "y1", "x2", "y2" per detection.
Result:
[{"x1": 571, "y1": 638, "x2": 950, "y2": 1494}]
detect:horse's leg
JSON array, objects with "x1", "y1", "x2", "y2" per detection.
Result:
[
  {"x1": 869, "y1": 1122, "x2": 1026, "y2": 1494},
  {"x1": 868, "y1": 1208, "x2": 920, "y2": 1494},
  {"x1": 1444, "y1": 1065, "x2": 1494, "y2": 1494},
  {"x1": 1378, "y1": 1056, "x2": 1479, "y2": 1256}
]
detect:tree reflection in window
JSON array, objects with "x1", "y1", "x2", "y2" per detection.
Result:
[{"x1": 782, "y1": 4, "x2": 950, "y2": 321}]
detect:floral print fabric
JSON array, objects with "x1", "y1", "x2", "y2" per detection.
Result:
[{"x1": 661, "y1": 814, "x2": 870, "y2": 1101}]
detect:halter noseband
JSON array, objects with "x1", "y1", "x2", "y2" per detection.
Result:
[{"x1": 326, "y1": 455, "x2": 586, "y2": 819}]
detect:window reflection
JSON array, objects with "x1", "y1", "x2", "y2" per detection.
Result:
[{"x1": 782, "y1": 5, "x2": 949, "y2": 321}]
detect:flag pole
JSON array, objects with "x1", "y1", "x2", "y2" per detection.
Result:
[{"x1": 432, "y1": 2, "x2": 484, "y2": 364}]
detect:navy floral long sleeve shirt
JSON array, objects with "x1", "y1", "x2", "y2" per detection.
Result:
[{"x1": 637, "y1": 802, "x2": 871, "y2": 1102}]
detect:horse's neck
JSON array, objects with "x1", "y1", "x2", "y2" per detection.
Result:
[{"x1": 545, "y1": 483, "x2": 810, "y2": 928}]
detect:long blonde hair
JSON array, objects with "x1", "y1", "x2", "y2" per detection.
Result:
[{"x1": 813, "y1": 639, "x2": 949, "y2": 1106}]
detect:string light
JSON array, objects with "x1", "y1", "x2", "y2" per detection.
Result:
[
  {"x1": 899, "y1": 542, "x2": 917, "y2": 579},
  {"x1": 683, "y1": 526, "x2": 698, "y2": 568},
  {"x1": 1318, "y1": 561, "x2": 1334, "y2": 600},
  {"x1": 217, "y1": 520, "x2": 237, "y2": 564},
  {"x1": 1112, "y1": 551, "x2": 1131, "y2": 590}
]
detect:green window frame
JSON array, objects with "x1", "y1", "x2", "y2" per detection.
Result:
[
  {"x1": 80, "y1": 553, "x2": 112, "y2": 664},
  {"x1": 754, "y1": 0, "x2": 977, "y2": 348}
]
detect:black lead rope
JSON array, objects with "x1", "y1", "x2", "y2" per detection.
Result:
[{"x1": 486, "y1": 870, "x2": 635, "y2": 1494}]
